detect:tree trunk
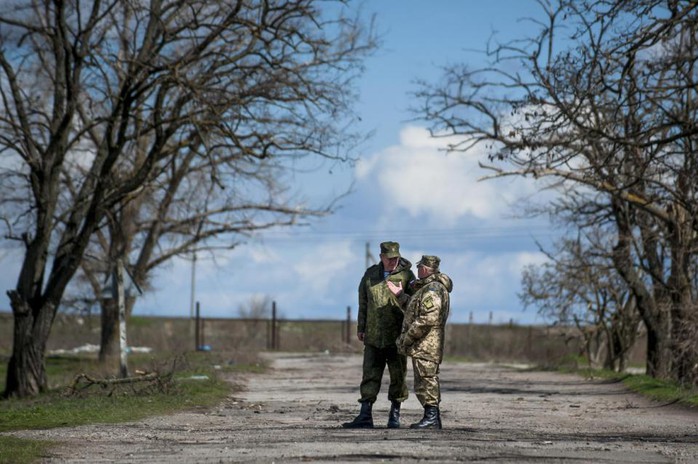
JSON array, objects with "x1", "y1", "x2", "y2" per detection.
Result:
[
  {"x1": 3, "y1": 292, "x2": 55, "y2": 398},
  {"x1": 645, "y1": 316, "x2": 673, "y2": 379},
  {"x1": 99, "y1": 296, "x2": 136, "y2": 365},
  {"x1": 667, "y1": 205, "x2": 697, "y2": 386},
  {"x1": 99, "y1": 298, "x2": 119, "y2": 363},
  {"x1": 602, "y1": 326, "x2": 616, "y2": 372},
  {"x1": 612, "y1": 202, "x2": 675, "y2": 380},
  {"x1": 670, "y1": 292, "x2": 698, "y2": 387}
]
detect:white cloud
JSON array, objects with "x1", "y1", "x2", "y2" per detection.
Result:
[
  {"x1": 355, "y1": 155, "x2": 378, "y2": 180},
  {"x1": 117, "y1": 126, "x2": 557, "y2": 325},
  {"x1": 443, "y1": 249, "x2": 549, "y2": 324},
  {"x1": 135, "y1": 238, "x2": 365, "y2": 319},
  {"x1": 356, "y1": 125, "x2": 541, "y2": 224},
  {"x1": 508, "y1": 251, "x2": 549, "y2": 274},
  {"x1": 293, "y1": 240, "x2": 355, "y2": 293},
  {"x1": 247, "y1": 245, "x2": 281, "y2": 264},
  {"x1": 399, "y1": 126, "x2": 445, "y2": 149}
]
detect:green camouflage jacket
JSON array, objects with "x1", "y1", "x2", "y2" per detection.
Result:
[
  {"x1": 357, "y1": 258, "x2": 415, "y2": 348},
  {"x1": 397, "y1": 272, "x2": 453, "y2": 363}
]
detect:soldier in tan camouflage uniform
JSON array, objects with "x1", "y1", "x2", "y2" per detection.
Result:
[
  {"x1": 342, "y1": 241, "x2": 416, "y2": 429},
  {"x1": 387, "y1": 255, "x2": 453, "y2": 429}
]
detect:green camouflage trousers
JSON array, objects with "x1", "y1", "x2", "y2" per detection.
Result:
[
  {"x1": 413, "y1": 357, "x2": 440, "y2": 406},
  {"x1": 358, "y1": 344, "x2": 408, "y2": 403}
]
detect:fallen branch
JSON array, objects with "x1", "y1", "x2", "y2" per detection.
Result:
[{"x1": 67, "y1": 371, "x2": 170, "y2": 396}]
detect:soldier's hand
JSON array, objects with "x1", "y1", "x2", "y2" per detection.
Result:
[
  {"x1": 386, "y1": 280, "x2": 403, "y2": 296},
  {"x1": 357, "y1": 332, "x2": 365, "y2": 342}
]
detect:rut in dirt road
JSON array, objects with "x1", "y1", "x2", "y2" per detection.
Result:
[{"x1": 5, "y1": 352, "x2": 698, "y2": 463}]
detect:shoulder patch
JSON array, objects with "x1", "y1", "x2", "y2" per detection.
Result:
[{"x1": 421, "y1": 291, "x2": 441, "y2": 312}]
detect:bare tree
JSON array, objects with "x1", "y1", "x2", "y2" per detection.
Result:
[
  {"x1": 416, "y1": 0, "x2": 698, "y2": 385},
  {"x1": 0, "y1": 0, "x2": 375, "y2": 398},
  {"x1": 237, "y1": 295, "x2": 274, "y2": 319},
  {"x1": 520, "y1": 233, "x2": 641, "y2": 371},
  {"x1": 72, "y1": 128, "x2": 342, "y2": 364}
]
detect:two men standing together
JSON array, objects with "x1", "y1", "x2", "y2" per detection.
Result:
[{"x1": 342, "y1": 241, "x2": 453, "y2": 430}]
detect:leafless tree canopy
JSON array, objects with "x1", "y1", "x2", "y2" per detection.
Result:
[
  {"x1": 238, "y1": 295, "x2": 274, "y2": 319},
  {"x1": 0, "y1": 0, "x2": 376, "y2": 397},
  {"x1": 520, "y1": 231, "x2": 641, "y2": 372},
  {"x1": 417, "y1": 0, "x2": 698, "y2": 386}
]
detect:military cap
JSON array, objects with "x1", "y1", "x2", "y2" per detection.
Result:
[
  {"x1": 380, "y1": 241, "x2": 401, "y2": 258},
  {"x1": 417, "y1": 255, "x2": 440, "y2": 270}
]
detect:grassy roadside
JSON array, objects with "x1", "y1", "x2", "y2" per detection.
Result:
[
  {"x1": 0, "y1": 350, "x2": 265, "y2": 464},
  {"x1": 623, "y1": 374, "x2": 698, "y2": 407},
  {"x1": 570, "y1": 366, "x2": 698, "y2": 408}
]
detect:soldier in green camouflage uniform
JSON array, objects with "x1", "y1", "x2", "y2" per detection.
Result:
[
  {"x1": 388, "y1": 255, "x2": 453, "y2": 429},
  {"x1": 342, "y1": 241, "x2": 416, "y2": 429}
]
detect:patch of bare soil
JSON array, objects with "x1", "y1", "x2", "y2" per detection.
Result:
[{"x1": 5, "y1": 352, "x2": 698, "y2": 463}]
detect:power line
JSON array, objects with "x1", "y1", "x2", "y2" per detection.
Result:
[{"x1": 254, "y1": 225, "x2": 558, "y2": 243}]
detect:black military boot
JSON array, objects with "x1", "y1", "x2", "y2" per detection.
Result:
[
  {"x1": 387, "y1": 401, "x2": 401, "y2": 429},
  {"x1": 342, "y1": 401, "x2": 373, "y2": 428},
  {"x1": 409, "y1": 405, "x2": 442, "y2": 429}
]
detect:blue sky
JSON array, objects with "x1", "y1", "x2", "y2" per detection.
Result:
[{"x1": 1, "y1": 1, "x2": 559, "y2": 324}]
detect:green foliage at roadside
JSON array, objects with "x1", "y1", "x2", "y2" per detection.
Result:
[
  {"x1": 556, "y1": 354, "x2": 589, "y2": 371},
  {"x1": 125, "y1": 316, "x2": 156, "y2": 328},
  {"x1": 0, "y1": 350, "x2": 266, "y2": 433},
  {"x1": 0, "y1": 375, "x2": 229, "y2": 432},
  {"x1": 571, "y1": 367, "x2": 698, "y2": 408},
  {"x1": 0, "y1": 350, "x2": 265, "y2": 463},
  {"x1": 0, "y1": 436, "x2": 54, "y2": 464},
  {"x1": 622, "y1": 374, "x2": 698, "y2": 407}
]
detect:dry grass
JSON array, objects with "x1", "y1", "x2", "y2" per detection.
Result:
[{"x1": 0, "y1": 312, "x2": 647, "y2": 369}]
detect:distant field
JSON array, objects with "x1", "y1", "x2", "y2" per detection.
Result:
[{"x1": 0, "y1": 311, "x2": 646, "y2": 368}]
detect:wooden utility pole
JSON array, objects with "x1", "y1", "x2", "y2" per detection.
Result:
[
  {"x1": 190, "y1": 252, "x2": 197, "y2": 318},
  {"x1": 365, "y1": 242, "x2": 376, "y2": 269},
  {"x1": 195, "y1": 301, "x2": 201, "y2": 350},
  {"x1": 271, "y1": 301, "x2": 278, "y2": 350}
]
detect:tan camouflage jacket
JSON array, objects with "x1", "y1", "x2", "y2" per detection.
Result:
[
  {"x1": 358, "y1": 258, "x2": 415, "y2": 348},
  {"x1": 396, "y1": 272, "x2": 453, "y2": 363}
]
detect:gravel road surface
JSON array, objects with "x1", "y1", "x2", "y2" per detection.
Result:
[{"x1": 6, "y1": 352, "x2": 698, "y2": 463}]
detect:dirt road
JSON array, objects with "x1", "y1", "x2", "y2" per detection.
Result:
[{"x1": 7, "y1": 352, "x2": 698, "y2": 463}]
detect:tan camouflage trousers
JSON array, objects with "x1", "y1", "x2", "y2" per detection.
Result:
[{"x1": 412, "y1": 357, "x2": 440, "y2": 407}]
